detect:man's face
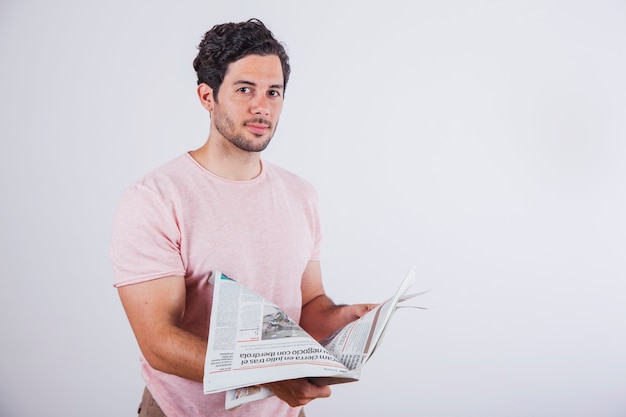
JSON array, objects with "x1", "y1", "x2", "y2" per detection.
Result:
[{"x1": 211, "y1": 54, "x2": 284, "y2": 153}]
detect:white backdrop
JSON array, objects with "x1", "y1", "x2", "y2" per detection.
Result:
[{"x1": 1, "y1": 1, "x2": 625, "y2": 416}]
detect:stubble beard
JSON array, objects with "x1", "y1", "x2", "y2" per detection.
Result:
[{"x1": 213, "y1": 110, "x2": 276, "y2": 153}]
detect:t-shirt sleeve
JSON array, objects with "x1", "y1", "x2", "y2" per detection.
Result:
[{"x1": 109, "y1": 183, "x2": 185, "y2": 287}]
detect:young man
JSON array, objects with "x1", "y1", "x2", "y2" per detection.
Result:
[{"x1": 110, "y1": 19, "x2": 375, "y2": 417}]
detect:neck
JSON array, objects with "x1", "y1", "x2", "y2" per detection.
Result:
[{"x1": 190, "y1": 138, "x2": 262, "y2": 181}]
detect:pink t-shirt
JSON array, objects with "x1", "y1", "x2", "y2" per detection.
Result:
[{"x1": 110, "y1": 153, "x2": 321, "y2": 417}]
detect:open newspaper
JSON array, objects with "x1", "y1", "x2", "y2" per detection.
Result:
[{"x1": 203, "y1": 266, "x2": 427, "y2": 409}]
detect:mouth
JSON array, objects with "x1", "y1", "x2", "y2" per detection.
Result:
[{"x1": 245, "y1": 120, "x2": 272, "y2": 136}]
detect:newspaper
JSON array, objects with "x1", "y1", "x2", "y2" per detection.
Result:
[{"x1": 203, "y1": 267, "x2": 427, "y2": 409}]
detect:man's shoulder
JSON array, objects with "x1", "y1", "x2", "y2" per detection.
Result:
[
  {"x1": 134, "y1": 153, "x2": 193, "y2": 186},
  {"x1": 263, "y1": 160, "x2": 317, "y2": 193},
  {"x1": 119, "y1": 154, "x2": 196, "y2": 203}
]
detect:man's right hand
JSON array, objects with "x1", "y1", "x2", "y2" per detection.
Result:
[{"x1": 262, "y1": 378, "x2": 332, "y2": 407}]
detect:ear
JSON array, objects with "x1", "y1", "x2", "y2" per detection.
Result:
[{"x1": 197, "y1": 83, "x2": 215, "y2": 112}]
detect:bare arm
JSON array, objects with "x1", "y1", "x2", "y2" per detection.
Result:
[{"x1": 117, "y1": 276, "x2": 206, "y2": 382}]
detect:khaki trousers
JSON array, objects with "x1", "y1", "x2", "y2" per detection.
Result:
[{"x1": 138, "y1": 387, "x2": 306, "y2": 417}]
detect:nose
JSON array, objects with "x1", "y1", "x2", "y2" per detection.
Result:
[{"x1": 251, "y1": 93, "x2": 270, "y2": 116}]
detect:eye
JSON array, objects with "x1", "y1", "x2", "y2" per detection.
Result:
[
  {"x1": 238, "y1": 87, "x2": 252, "y2": 93},
  {"x1": 268, "y1": 90, "x2": 282, "y2": 98}
]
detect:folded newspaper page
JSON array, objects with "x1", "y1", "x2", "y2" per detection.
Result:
[{"x1": 203, "y1": 267, "x2": 426, "y2": 409}]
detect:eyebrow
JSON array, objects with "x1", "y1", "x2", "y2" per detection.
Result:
[{"x1": 234, "y1": 80, "x2": 284, "y2": 90}]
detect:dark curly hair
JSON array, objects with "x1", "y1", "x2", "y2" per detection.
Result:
[{"x1": 193, "y1": 18, "x2": 291, "y2": 101}]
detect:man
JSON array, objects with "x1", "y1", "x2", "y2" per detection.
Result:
[{"x1": 110, "y1": 19, "x2": 375, "y2": 417}]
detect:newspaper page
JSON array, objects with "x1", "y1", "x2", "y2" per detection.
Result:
[{"x1": 309, "y1": 266, "x2": 419, "y2": 385}]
